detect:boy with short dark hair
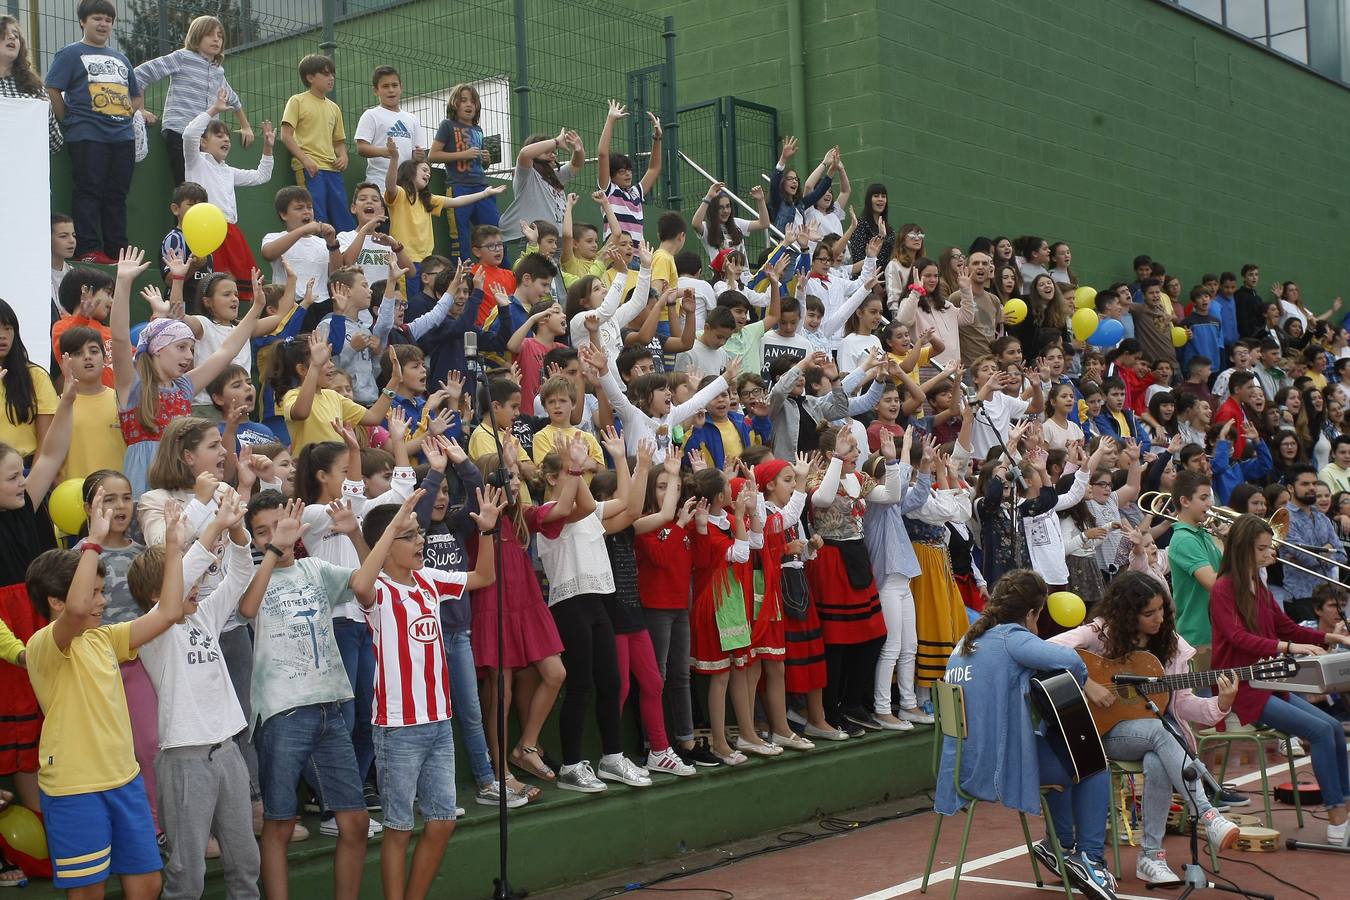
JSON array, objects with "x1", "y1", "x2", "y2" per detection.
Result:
[
  {"x1": 160, "y1": 181, "x2": 217, "y2": 293},
  {"x1": 45, "y1": 0, "x2": 143, "y2": 264},
  {"x1": 262, "y1": 185, "x2": 342, "y2": 330},
  {"x1": 24, "y1": 496, "x2": 186, "y2": 897},
  {"x1": 354, "y1": 65, "x2": 424, "y2": 186},
  {"x1": 597, "y1": 98, "x2": 662, "y2": 245},
  {"x1": 53, "y1": 268, "x2": 115, "y2": 387},
  {"x1": 674, "y1": 306, "x2": 734, "y2": 374},
  {"x1": 51, "y1": 213, "x2": 76, "y2": 320},
  {"x1": 470, "y1": 224, "x2": 517, "y2": 326},
  {"x1": 507, "y1": 299, "x2": 567, "y2": 413},
  {"x1": 1166, "y1": 470, "x2": 1220, "y2": 651},
  {"x1": 280, "y1": 53, "x2": 354, "y2": 231},
  {"x1": 57, "y1": 326, "x2": 124, "y2": 480}
]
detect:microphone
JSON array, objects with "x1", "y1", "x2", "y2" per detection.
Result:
[
  {"x1": 1112, "y1": 673, "x2": 1161, "y2": 685},
  {"x1": 463, "y1": 329, "x2": 478, "y2": 365},
  {"x1": 962, "y1": 383, "x2": 982, "y2": 408}
]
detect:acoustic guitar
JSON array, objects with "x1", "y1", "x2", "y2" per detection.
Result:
[
  {"x1": 1029, "y1": 670, "x2": 1108, "y2": 784},
  {"x1": 1076, "y1": 649, "x2": 1298, "y2": 736}
]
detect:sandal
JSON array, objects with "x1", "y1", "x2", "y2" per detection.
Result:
[
  {"x1": 0, "y1": 861, "x2": 27, "y2": 889},
  {"x1": 511, "y1": 745, "x2": 556, "y2": 781},
  {"x1": 505, "y1": 776, "x2": 542, "y2": 804}
]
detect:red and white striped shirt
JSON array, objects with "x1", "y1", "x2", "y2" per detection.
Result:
[{"x1": 364, "y1": 568, "x2": 467, "y2": 727}]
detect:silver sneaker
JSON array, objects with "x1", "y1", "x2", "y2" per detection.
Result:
[
  {"x1": 1135, "y1": 850, "x2": 1180, "y2": 886},
  {"x1": 597, "y1": 755, "x2": 653, "y2": 787},
  {"x1": 474, "y1": 781, "x2": 528, "y2": 808},
  {"x1": 557, "y1": 761, "x2": 608, "y2": 793}
]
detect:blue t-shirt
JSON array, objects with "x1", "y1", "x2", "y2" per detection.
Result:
[
  {"x1": 217, "y1": 419, "x2": 279, "y2": 451},
  {"x1": 434, "y1": 118, "x2": 485, "y2": 187},
  {"x1": 45, "y1": 41, "x2": 140, "y2": 143}
]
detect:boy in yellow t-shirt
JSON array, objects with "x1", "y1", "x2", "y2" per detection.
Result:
[
  {"x1": 24, "y1": 499, "x2": 187, "y2": 894},
  {"x1": 58, "y1": 327, "x2": 126, "y2": 482},
  {"x1": 281, "y1": 53, "x2": 354, "y2": 231},
  {"x1": 530, "y1": 375, "x2": 603, "y2": 475}
]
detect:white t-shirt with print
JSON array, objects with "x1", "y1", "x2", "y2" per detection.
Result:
[
  {"x1": 354, "y1": 105, "x2": 424, "y2": 186},
  {"x1": 263, "y1": 232, "x2": 331, "y2": 303}
]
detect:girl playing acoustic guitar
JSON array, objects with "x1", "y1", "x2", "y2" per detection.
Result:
[{"x1": 1049, "y1": 571, "x2": 1241, "y2": 886}]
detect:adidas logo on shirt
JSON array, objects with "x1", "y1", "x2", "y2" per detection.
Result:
[{"x1": 387, "y1": 120, "x2": 413, "y2": 139}]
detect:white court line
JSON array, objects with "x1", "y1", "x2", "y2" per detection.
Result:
[
  {"x1": 961, "y1": 874, "x2": 1150, "y2": 895},
  {"x1": 855, "y1": 745, "x2": 1342, "y2": 899}
]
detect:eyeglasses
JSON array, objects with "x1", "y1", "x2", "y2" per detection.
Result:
[
  {"x1": 908, "y1": 232, "x2": 925, "y2": 240},
  {"x1": 1092, "y1": 481, "x2": 1111, "y2": 488},
  {"x1": 476, "y1": 242, "x2": 504, "y2": 251},
  {"x1": 394, "y1": 531, "x2": 424, "y2": 542}
]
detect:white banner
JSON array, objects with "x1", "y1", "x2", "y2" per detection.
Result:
[{"x1": 0, "y1": 98, "x2": 52, "y2": 368}]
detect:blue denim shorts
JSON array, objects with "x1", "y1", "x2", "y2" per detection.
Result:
[
  {"x1": 374, "y1": 719, "x2": 458, "y2": 831},
  {"x1": 41, "y1": 774, "x2": 161, "y2": 887},
  {"x1": 256, "y1": 702, "x2": 365, "y2": 820}
]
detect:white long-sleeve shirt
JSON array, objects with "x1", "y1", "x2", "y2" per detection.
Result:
[
  {"x1": 599, "y1": 366, "x2": 728, "y2": 461},
  {"x1": 183, "y1": 112, "x2": 273, "y2": 224},
  {"x1": 569, "y1": 266, "x2": 653, "y2": 358}
]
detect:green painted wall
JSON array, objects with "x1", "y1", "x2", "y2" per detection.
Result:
[
  {"x1": 51, "y1": 0, "x2": 1350, "y2": 309},
  {"x1": 641, "y1": 0, "x2": 1350, "y2": 306}
]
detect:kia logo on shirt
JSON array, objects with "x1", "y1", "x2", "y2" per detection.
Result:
[{"x1": 408, "y1": 615, "x2": 440, "y2": 644}]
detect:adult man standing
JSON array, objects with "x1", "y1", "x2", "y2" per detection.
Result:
[
  {"x1": 1282, "y1": 465, "x2": 1348, "y2": 621},
  {"x1": 957, "y1": 250, "x2": 1003, "y2": 366}
]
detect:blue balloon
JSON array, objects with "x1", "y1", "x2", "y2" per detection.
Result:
[
  {"x1": 129, "y1": 321, "x2": 147, "y2": 349},
  {"x1": 1088, "y1": 318, "x2": 1124, "y2": 347}
]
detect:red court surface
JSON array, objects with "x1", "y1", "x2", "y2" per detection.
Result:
[{"x1": 545, "y1": 743, "x2": 1347, "y2": 900}]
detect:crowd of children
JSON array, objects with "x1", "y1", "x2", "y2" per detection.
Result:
[{"x1": 4, "y1": 3, "x2": 1350, "y2": 898}]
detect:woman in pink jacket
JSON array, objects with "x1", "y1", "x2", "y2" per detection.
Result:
[
  {"x1": 1049, "y1": 571, "x2": 1240, "y2": 886},
  {"x1": 893, "y1": 257, "x2": 974, "y2": 378}
]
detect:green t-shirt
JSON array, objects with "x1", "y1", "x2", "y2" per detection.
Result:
[{"x1": 1167, "y1": 521, "x2": 1221, "y2": 646}]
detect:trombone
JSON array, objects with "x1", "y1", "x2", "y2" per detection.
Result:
[{"x1": 1138, "y1": 491, "x2": 1349, "y2": 589}]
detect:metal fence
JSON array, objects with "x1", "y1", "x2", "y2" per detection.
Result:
[
  {"x1": 19, "y1": 0, "x2": 677, "y2": 204},
  {"x1": 674, "y1": 96, "x2": 780, "y2": 265}
]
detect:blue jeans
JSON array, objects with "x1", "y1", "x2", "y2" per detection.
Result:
[
  {"x1": 304, "y1": 169, "x2": 356, "y2": 231},
  {"x1": 334, "y1": 617, "x2": 376, "y2": 782},
  {"x1": 374, "y1": 720, "x2": 458, "y2": 831},
  {"x1": 450, "y1": 183, "x2": 500, "y2": 261},
  {"x1": 1038, "y1": 734, "x2": 1109, "y2": 860},
  {"x1": 257, "y1": 702, "x2": 365, "y2": 820},
  {"x1": 1258, "y1": 692, "x2": 1350, "y2": 807},
  {"x1": 445, "y1": 629, "x2": 495, "y2": 786}
]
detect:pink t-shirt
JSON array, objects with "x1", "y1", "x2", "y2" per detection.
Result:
[{"x1": 519, "y1": 336, "x2": 564, "y2": 412}]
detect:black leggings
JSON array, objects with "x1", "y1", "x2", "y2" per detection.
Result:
[
  {"x1": 823, "y1": 636, "x2": 885, "y2": 723},
  {"x1": 550, "y1": 593, "x2": 622, "y2": 764}
]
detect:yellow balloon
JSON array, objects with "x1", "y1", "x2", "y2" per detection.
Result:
[
  {"x1": 1171, "y1": 326, "x2": 1188, "y2": 348},
  {"x1": 0, "y1": 804, "x2": 48, "y2": 863},
  {"x1": 1071, "y1": 307, "x2": 1099, "y2": 342},
  {"x1": 1047, "y1": 591, "x2": 1086, "y2": 628},
  {"x1": 182, "y1": 202, "x2": 228, "y2": 258},
  {"x1": 49, "y1": 478, "x2": 87, "y2": 535},
  {"x1": 1074, "y1": 286, "x2": 1097, "y2": 309},
  {"x1": 1003, "y1": 298, "x2": 1028, "y2": 325}
]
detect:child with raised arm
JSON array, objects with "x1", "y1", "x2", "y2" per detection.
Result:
[
  {"x1": 24, "y1": 490, "x2": 186, "y2": 898},
  {"x1": 384, "y1": 140, "x2": 506, "y2": 272},
  {"x1": 239, "y1": 490, "x2": 405, "y2": 900},
  {"x1": 359, "y1": 487, "x2": 504, "y2": 900},
  {"x1": 261, "y1": 186, "x2": 343, "y2": 328},
  {"x1": 134, "y1": 15, "x2": 253, "y2": 186},
  {"x1": 182, "y1": 88, "x2": 274, "y2": 299},
  {"x1": 273, "y1": 332, "x2": 394, "y2": 454},
  {"x1": 130, "y1": 489, "x2": 261, "y2": 900},
  {"x1": 597, "y1": 99, "x2": 662, "y2": 244},
  {"x1": 111, "y1": 248, "x2": 266, "y2": 494}
]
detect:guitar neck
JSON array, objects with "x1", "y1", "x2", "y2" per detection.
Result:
[{"x1": 1109, "y1": 663, "x2": 1265, "y2": 697}]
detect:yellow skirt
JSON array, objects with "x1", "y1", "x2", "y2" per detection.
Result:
[{"x1": 912, "y1": 543, "x2": 969, "y2": 687}]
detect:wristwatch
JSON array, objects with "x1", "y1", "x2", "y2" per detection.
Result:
[
  {"x1": 264, "y1": 543, "x2": 285, "y2": 558},
  {"x1": 383, "y1": 388, "x2": 397, "y2": 400}
]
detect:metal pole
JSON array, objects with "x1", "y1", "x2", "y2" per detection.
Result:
[
  {"x1": 157, "y1": 0, "x2": 169, "y2": 56},
  {"x1": 320, "y1": 0, "x2": 336, "y2": 59},
  {"x1": 786, "y1": 0, "x2": 807, "y2": 161},
  {"x1": 26, "y1": 0, "x2": 38, "y2": 63},
  {"x1": 513, "y1": 0, "x2": 530, "y2": 142},
  {"x1": 662, "y1": 15, "x2": 679, "y2": 209},
  {"x1": 679, "y1": 151, "x2": 784, "y2": 241}
]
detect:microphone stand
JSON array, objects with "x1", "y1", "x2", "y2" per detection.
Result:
[
  {"x1": 1121, "y1": 683, "x2": 1271, "y2": 898},
  {"x1": 970, "y1": 395, "x2": 1029, "y2": 569},
  {"x1": 468, "y1": 346, "x2": 525, "y2": 900}
]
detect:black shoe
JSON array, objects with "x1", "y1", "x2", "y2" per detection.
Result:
[
  {"x1": 678, "y1": 740, "x2": 721, "y2": 767},
  {"x1": 364, "y1": 782, "x2": 382, "y2": 811},
  {"x1": 1031, "y1": 839, "x2": 1064, "y2": 880},
  {"x1": 1214, "y1": 786, "x2": 1251, "y2": 809},
  {"x1": 843, "y1": 708, "x2": 882, "y2": 731}
]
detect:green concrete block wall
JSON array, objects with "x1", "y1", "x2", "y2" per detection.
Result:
[{"x1": 642, "y1": 0, "x2": 1350, "y2": 305}]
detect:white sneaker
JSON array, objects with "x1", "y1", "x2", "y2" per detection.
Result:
[
  {"x1": 1135, "y1": 849, "x2": 1180, "y2": 886},
  {"x1": 557, "y1": 761, "x2": 608, "y2": 793},
  {"x1": 318, "y1": 817, "x2": 383, "y2": 838},
  {"x1": 1328, "y1": 821, "x2": 1350, "y2": 847},
  {"x1": 645, "y1": 747, "x2": 696, "y2": 777},
  {"x1": 1281, "y1": 736, "x2": 1307, "y2": 757},
  {"x1": 597, "y1": 755, "x2": 653, "y2": 787},
  {"x1": 897, "y1": 706, "x2": 936, "y2": 725},
  {"x1": 1201, "y1": 809, "x2": 1240, "y2": 851}
]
